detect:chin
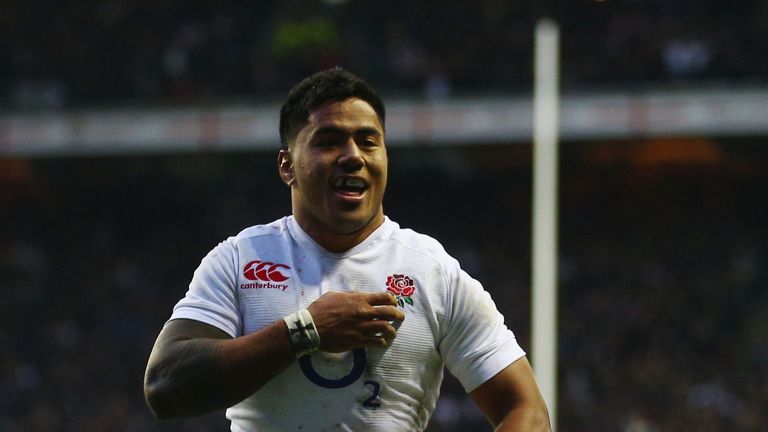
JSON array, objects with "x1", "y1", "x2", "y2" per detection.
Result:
[
  {"x1": 330, "y1": 212, "x2": 377, "y2": 235},
  {"x1": 332, "y1": 220, "x2": 369, "y2": 235}
]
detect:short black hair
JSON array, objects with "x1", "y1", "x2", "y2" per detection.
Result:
[{"x1": 279, "y1": 66, "x2": 385, "y2": 149}]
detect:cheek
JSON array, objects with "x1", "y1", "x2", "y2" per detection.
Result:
[
  {"x1": 295, "y1": 161, "x2": 321, "y2": 184},
  {"x1": 293, "y1": 170, "x2": 322, "y2": 199},
  {"x1": 367, "y1": 153, "x2": 388, "y2": 180}
]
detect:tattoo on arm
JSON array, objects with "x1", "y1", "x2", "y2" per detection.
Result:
[{"x1": 144, "y1": 319, "x2": 234, "y2": 418}]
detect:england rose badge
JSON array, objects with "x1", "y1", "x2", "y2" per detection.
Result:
[{"x1": 386, "y1": 274, "x2": 416, "y2": 308}]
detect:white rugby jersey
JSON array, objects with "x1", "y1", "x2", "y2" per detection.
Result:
[{"x1": 171, "y1": 216, "x2": 525, "y2": 432}]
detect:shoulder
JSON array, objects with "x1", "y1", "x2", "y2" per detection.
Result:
[
  {"x1": 233, "y1": 217, "x2": 289, "y2": 243},
  {"x1": 201, "y1": 217, "x2": 289, "y2": 261},
  {"x1": 221, "y1": 217, "x2": 292, "y2": 253},
  {"x1": 387, "y1": 221, "x2": 459, "y2": 272}
]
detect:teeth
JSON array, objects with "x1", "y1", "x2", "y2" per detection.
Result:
[{"x1": 333, "y1": 177, "x2": 366, "y2": 189}]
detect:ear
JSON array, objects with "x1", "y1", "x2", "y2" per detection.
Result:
[{"x1": 278, "y1": 149, "x2": 295, "y2": 186}]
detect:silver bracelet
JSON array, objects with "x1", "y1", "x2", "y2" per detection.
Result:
[{"x1": 283, "y1": 309, "x2": 321, "y2": 357}]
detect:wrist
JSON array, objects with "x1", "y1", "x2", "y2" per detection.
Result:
[{"x1": 283, "y1": 309, "x2": 321, "y2": 357}]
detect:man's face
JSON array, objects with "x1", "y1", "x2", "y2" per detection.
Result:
[{"x1": 280, "y1": 97, "x2": 388, "y2": 237}]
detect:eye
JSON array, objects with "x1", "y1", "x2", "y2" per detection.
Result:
[
  {"x1": 313, "y1": 138, "x2": 340, "y2": 148},
  {"x1": 312, "y1": 131, "x2": 346, "y2": 148},
  {"x1": 358, "y1": 137, "x2": 379, "y2": 148}
]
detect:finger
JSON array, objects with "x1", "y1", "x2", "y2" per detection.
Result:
[
  {"x1": 366, "y1": 291, "x2": 398, "y2": 306},
  {"x1": 360, "y1": 336, "x2": 390, "y2": 348},
  {"x1": 370, "y1": 305, "x2": 405, "y2": 323},
  {"x1": 360, "y1": 320, "x2": 397, "y2": 340}
]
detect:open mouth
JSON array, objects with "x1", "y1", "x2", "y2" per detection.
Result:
[{"x1": 332, "y1": 176, "x2": 368, "y2": 198}]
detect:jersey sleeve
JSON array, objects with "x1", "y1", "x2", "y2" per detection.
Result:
[
  {"x1": 169, "y1": 238, "x2": 241, "y2": 338},
  {"x1": 438, "y1": 259, "x2": 526, "y2": 393}
]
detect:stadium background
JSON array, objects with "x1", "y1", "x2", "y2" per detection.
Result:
[{"x1": 1, "y1": 1, "x2": 767, "y2": 431}]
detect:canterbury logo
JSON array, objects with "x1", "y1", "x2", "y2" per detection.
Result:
[{"x1": 243, "y1": 260, "x2": 291, "y2": 282}]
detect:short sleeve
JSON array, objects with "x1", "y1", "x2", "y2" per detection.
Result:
[
  {"x1": 439, "y1": 261, "x2": 526, "y2": 392},
  {"x1": 170, "y1": 238, "x2": 241, "y2": 338}
]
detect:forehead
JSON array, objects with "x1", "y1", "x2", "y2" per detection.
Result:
[{"x1": 304, "y1": 98, "x2": 383, "y2": 135}]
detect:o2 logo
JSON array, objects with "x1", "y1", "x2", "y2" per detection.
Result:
[{"x1": 299, "y1": 349, "x2": 381, "y2": 408}]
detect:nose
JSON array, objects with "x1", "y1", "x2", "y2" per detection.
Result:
[{"x1": 337, "y1": 138, "x2": 364, "y2": 171}]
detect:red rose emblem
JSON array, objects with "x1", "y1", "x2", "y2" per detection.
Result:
[
  {"x1": 386, "y1": 275, "x2": 403, "y2": 295},
  {"x1": 386, "y1": 274, "x2": 416, "y2": 307}
]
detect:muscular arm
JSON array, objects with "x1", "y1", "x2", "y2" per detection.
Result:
[
  {"x1": 143, "y1": 291, "x2": 404, "y2": 419},
  {"x1": 143, "y1": 318, "x2": 295, "y2": 419},
  {"x1": 469, "y1": 357, "x2": 551, "y2": 431}
]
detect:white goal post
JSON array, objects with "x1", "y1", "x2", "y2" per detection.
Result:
[{"x1": 532, "y1": 17, "x2": 560, "y2": 431}]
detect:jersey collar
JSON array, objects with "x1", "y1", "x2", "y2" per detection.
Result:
[{"x1": 286, "y1": 215, "x2": 396, "y2": 258}]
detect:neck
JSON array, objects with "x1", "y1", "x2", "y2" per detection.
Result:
[{"x1": 294, "y1": 213, "x2": 384, "y2": 253}]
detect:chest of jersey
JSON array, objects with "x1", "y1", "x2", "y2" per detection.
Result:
[
  {"x1": 230, "y1": 239, "x2": 447, "y2": 430},
  {"x1": 235, "y1": 238, "x2": 443, "y2": 335}
]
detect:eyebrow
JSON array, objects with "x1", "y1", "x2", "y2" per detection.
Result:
[{"x1": 313, "y1": 125, "x2": 382, "y2": 138}]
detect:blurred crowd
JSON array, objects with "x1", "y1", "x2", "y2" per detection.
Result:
[
  {"x1": 2, "y1": 2, "x2": 767, "y2": 429},
  {"x1": 1, "y1": 140, "x2": 766, "y2": 431},
  {"x1": 2, "y1": 0, "x2": 768, "y2": 109},
  {"x1": 555, "y1": 140, "x2": 768, "y2": 431}
]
